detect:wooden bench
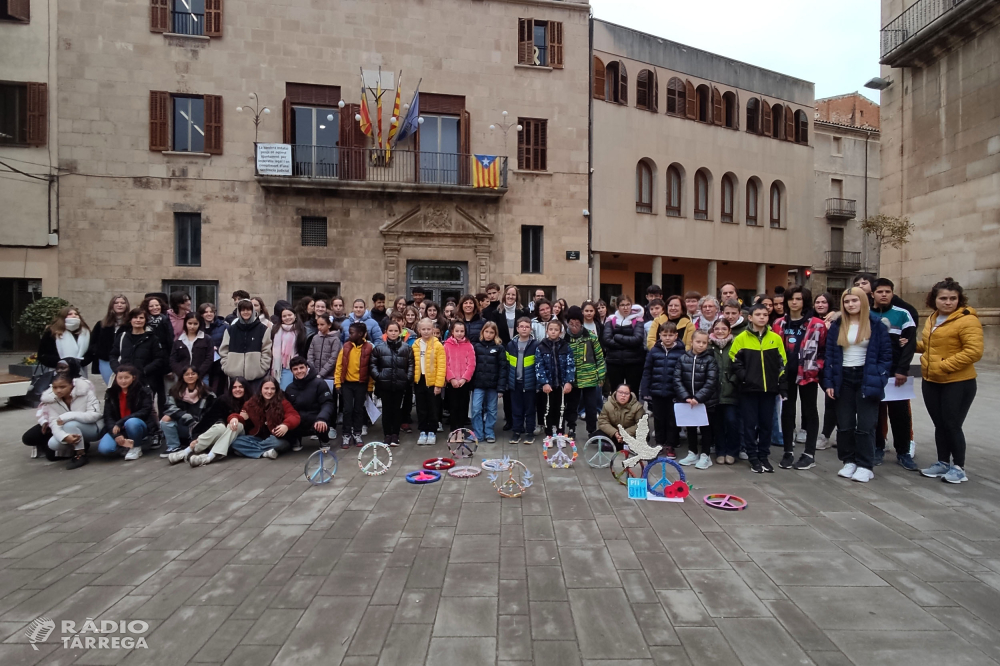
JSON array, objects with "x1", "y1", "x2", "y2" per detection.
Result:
[{"x1": 0, "y1": 373, "x2": 31, "y2": 399}]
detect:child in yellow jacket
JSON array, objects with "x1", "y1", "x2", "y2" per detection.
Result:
[
  {"x1": 334, "y1": 322, "x2": 375, "y2": 448},
  {"x1": 413, "y1": 318, "x2": 447, "y2": 445}
]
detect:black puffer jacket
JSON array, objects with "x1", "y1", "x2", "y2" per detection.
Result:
[
  {"x1": 639, "y1": 339, "x2": 686, "y2": 400},
  {"x1": 91, "y1": 321, "x2": 126, "y2": 364},
  {"x1": 112, "y1": 331, "x2": 166, "y2": 382},
  {"x1": 601, "y1": 307, "x2": 647, "y2": 366},
  {"x1": 284, "y1": 370, "x2": 334, "y2": 424},
  {"x1": 369, "y1": 338, "x2": 414, "y2": 393},
  {"x1": 472, "y1": 340, "x2": 507, "y2": 391},
  {"x1": 103, "y1": 383, "x2": 158, "y2": 434},
  {"x1": 672, "y1": 350, "x2": 720, "y2": 407}
]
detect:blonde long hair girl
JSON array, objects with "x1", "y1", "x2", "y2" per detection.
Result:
[{"x1": 836, "y1": 287, "x2": 871, "y2": 348}]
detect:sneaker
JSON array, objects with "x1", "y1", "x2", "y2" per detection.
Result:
[
  {"x1": 66, "y1": 454, "x2": 89, "y2": 470},
  {"x1": 124, "y1": 446, "x2": 142, "y2": 461},
  {"x1": 427, "y1": 432, "x2": 437, "y2": 445},
  {"x1": 678, "y1": 451, "x2": 699, "y2": 466},
  {"x1": 792, "y1": 454, "x2": 815, "y2": 470},
  {"x1": 503, "y1": 422, "x2": 512, "y2": 431},
  {"x1": 715, "y1": 456, "x2": 726, "y2": 465},
  {"x1": 261, "y1": 448, "x2": 278, "y2": 460},
  {"x1": 921, "y1": 461, "x2": 951, "y2": 478},
  {"x1": 897, "y1": 453, "x2": 919, "y2": 471},
  {"x1": 523, "y1": 435, "x2": 535, "y2": 445},
  {"x1": 779, "y1": 452, "x2": 795, "y2": 469},
  {"x1": 354, "y1": 436, "x2": 364, "y2": 447},
  {"x1": 292, "y1": 441, "x2": 303, "y2": 452},
  {"x1": 149, "y1": 432, "x2": 162, "y2": 450},
  {"x1": 437, "y1": 423, "x2": 444, "y2": 432},
  {"x1": 189, "y1": 453, "x2": 211, "y2": 467},
  {"x1": 873, "y1": 448, "x2": 885, "y2": 466},
  {"x1": 341, "y1": 435, "x2": 353, "y2": 449},
  {"x1": 160, "y1": 448, "x2": 180, "y2": 459},
  {"x1": 943, "y1": 465, "x2": 968, "y2": 484},
  {"x1": 30, "y1": 446, "x2": 39, "y2": 459},
  {"x1": 750, "y1": 460, "x2": 763, "y2": 473},
  {"x1": 760, "y1": 458, "x2": 774, "y2": 473},
  {"x1": 725, "y1": 455, "x2": 735, "y2": 465},
  {"x1": 695, "y1": 454, "x2": 713, "y2": 470},
  {"x1": 401, "y1": 423, "x2": 413, "y2": 434},
  {"x1": 851, "y1": 467, "x2": 874, "y2": 483},
  {"x1": 665, "y1": 447, "x2": 676, "y2": 459},
  {"x1": 739, "y1": 450, "x2": 749, "y2": 460},
  {"x1": 387, "y1": 436, "x2": 399, "y2": 448},
  {"x1": 486, "y1": 436, "x2": 496, "y2": 443},
  {"x1": 167, "y1": 449, "x2": 190, "y2": 465},
  {"x1": 794, "y1": 429, "x2": 807, "y2": 443},
  {"x1": 838, "y1": 462, "x2": 858, "y2": 478},
  {"x1": 510, "y1": 433, "x2": 522, "y2": 445},
  {"x1": 816, "y1": 434, "x2": 830, "y2": 450},
  {"x1": 361, "y1": 426, "x2": 368, "y2": 436}
]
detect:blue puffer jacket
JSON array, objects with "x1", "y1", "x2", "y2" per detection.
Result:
[
  {"x1": 822, "y1": 313, "x2": 893, "y2": 401},
  {"x1": 639, "y1": 339, "x2": 686, "y2": 400},
  {"x1": 505, "y1": 338, "x2": 540, "y2": 392},
  {"x1": 535, "y1": 337, "x2": 576, "y2": 389}
]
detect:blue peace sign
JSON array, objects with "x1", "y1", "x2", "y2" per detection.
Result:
[{"x1": 641, "y1": 457, "x2": 686, "y2": 498}]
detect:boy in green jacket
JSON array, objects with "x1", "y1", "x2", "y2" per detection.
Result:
[{"x1": 564, "y1": 306, "x2": 606, "y2": 438}]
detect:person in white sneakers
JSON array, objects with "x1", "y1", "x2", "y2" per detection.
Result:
[
  {"x1": 672, "y1": 330, "x2": 719, "y2": 470},
  {"x1": 97, "y1": 365, "x2": 157, "y2": 461},
  {"x1": 167, "y1": 377, "x2": 250, "y2": 467}
]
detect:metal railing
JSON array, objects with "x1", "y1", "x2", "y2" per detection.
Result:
[
  {"x1": 880, "y1": 0, "x2": 965, "y2": 58},
  {"x1": 267, "y1": 146, "x2": 508, "y2": 188},
  {"x1": 826, "y1": 251, "x2": 862, "y2": 271},
  {"x1": 172, "y1": 11, "x2": 205, "y2": 36},
  {"x1": 825, "y1": 198, "x2": 857, "y2": 219}
]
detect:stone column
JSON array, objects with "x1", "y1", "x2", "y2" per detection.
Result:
[
  {"x1": 591, "y1": 253, "x2": 601, "y2": 301},
  {"x1": 651, "y1": 256, "x2": 662, "y2": 290},
  {"x1": 384, "y1": 245, "x2": 401, "y2": 300},
  {"x1": 757, "y1": 263, "x2": 767, "y2": 295},
  {"x1": 707, "y1": 260, "x2": 717, "y2": 298}
]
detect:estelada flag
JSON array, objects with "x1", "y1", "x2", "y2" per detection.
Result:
[{"x1": 473, "y1": 155, "x2": 500, "y2": 188}]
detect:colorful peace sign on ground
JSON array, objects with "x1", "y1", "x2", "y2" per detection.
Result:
[{"x1": 703, "y1": 494, "x2": 748, "y2": 511}]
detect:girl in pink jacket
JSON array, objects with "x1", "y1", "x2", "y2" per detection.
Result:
[{"x1": 444, "y1": 320, "x2": 477, "y2": 430}]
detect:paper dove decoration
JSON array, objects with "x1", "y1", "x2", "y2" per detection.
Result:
[{"x1": 618, "y1": 415, "x2": 661, "y2": 467}]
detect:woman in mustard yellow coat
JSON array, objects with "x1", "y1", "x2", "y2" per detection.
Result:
[{"x1": 916, "y1": 278, "x2": 983, "y2": 483}]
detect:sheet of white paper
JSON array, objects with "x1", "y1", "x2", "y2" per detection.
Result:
[
  {"x1": 674, "y1": 402, "x2": 709, "y2": 427},
  {"x1": 324, "y1": 379, "x2": 335, "y2": 392},
  {"x1": 882, "y1": 380, "x2": 915, "y2": 402},
  {"x1": 214, "y1": 351, "x2": 221, "y2": 362},
  {"x1": 365, "y1": 395, "x2": 382, "y2": 423}
]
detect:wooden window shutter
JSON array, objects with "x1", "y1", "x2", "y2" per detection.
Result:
[
  {"x1": 761, "y1": 98, "x2": 771, "y2": 136},
  {"x1": 684, "y1": 80, "x2": 696, "y2": 119},
  {"x1": 712, "y1": 87, "x2": 723, "y2": 126},
  {"x1": 204, "y1": 94, "x2": 223, "y2": 154},
  {"x1": 651, "y1": 71, "x2": 659, "y2": 112},
  {"x1": 149, "y1": 91, "x2": 170, "y2": 151},
  {"x1": 517, "y1": 123, "x2": 526, "y2": 170},
  {"x1": 618, "y1": 62, "x2": 627, "y2": 106},
  {"x1": 734, "y1": 90, "x2": 740, "y2": 130},
  {"x1": 636, "y1": 71, "x2": 648, "y2": 110},
  {"x1": 459, "y1": 110, "x2": 472, "y2": 185},
  {"x1": 784, "y1": 105, "x2": 794, "y2": 142},
  {"x1": 538, "y1": 120, "x2": 547, "y2": 171},
  {"x1": 150, "y1": 0, "x2": 169, "y2": 33},
  {"x1": 7, "y1": 0, "x2": 30, "y2": 21},
  {"x1": 339, "y1": 103, "x2": 367, "y2": 180},
  {"x1": 593, "y1": 56, "x2": 605, "y2": 100},
  {"x1": 549, "y1": 22, "x2": 563, "y2": 68},
  {"x1": 517, "y1": 18, "x2": 533, "y2": 65},
  {"x1": 25, "y1": 83, "x2": 47, "y2": 146},
  {"x1": 205, "y1": 0, "x2": 223, "y2": 37},
  {"x1": 282, "y1": 98, "x2": 292, "y2": 144}
]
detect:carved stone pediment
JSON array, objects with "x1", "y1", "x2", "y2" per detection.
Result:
[{"x1": 380, "y1": 204, "x2": 492, "y2": 247}]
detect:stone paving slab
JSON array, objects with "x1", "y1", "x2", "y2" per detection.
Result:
[{"x1": 0, "y1": 371, "x2": 999, "y2": 664}]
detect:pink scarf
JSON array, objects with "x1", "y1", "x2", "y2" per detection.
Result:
[
  {"x1": 181, "y1": 387, "x2": 200, "y2": 404},
  {"x1": 272, "y1": 324, "x2": 297, "y2": 376}
]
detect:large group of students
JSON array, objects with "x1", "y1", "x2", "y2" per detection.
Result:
[{"x1": 21, "y1": 274, "x2": 984, "y2": 485}]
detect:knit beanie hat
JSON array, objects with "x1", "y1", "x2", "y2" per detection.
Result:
[{"x1": 566, "y1": 306, "x2": 584, "y2": 324}]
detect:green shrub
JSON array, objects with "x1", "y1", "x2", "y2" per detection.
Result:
[{"x1": 17, "y1": 297, "x2": 71, "y2": 338}]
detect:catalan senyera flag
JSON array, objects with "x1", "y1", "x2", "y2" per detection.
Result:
[
  {"x1": 358, "y1": 85, "x2": 373, "y2": 138},
  {"x1": 385, "y1": 76, "x2": 402, "y2": 157},
  {"x1": 473, "y1": 155, "x2": 500, "y2": 189}
]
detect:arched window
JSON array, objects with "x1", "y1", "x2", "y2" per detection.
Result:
[
  {"x1": 696, "y1": 84, "x2": 711, "y2": 122},
  {"x1": 666, "y1": 77, "x2": 686, "y2": 116},
  {"x1": 746, "y1": 98, "x2": 759, "y2": 134},
  {"x1": 794, "y1": 109, "x2": 808, "y2": 144},
  {"x1": 666, "y1": 165, "x2": 681, "y2": 216},
  {"x1": 771, "y1": 103, "x2": 784, "y2": 138},
  {"x1": 746, "y1": 180, "x2": 759, "y2": 226},
  {"x1": 592, "y1": 56, "x2": 605, "y2": 100},
  {"x1": 636, "y1": 70, "x2": 658, "y2": 112},
  {"x1": 695, "y1": 170, "x2": 709, "y2": 220},
  {"x1": 636, "y1": 161, "x2": 652, "y2": 213},
  {"x1": 770, "y1": 183, "x2": 782, "y2": 228},
  {"x1": 722, "y1": 91, "x2": 737, "y2": 129},
  {"x1": 721, "y1": 174, "x2": 734, "y2": 223},
  {"x1": 605, "y1": 61, "x2": 627, "y2": 105}
]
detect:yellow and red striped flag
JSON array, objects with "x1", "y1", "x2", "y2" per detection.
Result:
[
  {"x1": 385, "y1": 76, "x2": 402, "y2": 158},
  {"x1": 473, "y1": 154, "x2": 500, "y2": 189},
  {"x1": 358, "y1": 85, "x2": 373, "y2": 138}
]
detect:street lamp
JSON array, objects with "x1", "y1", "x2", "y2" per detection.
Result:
[
  {"x1": 236, "y1": 92, "x2": 270, "y2": 143},
  {"x1": 490, "y1": 110, "x2": 521, "y2": 158}
]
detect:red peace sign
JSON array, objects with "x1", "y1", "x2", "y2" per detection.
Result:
[
  {"x1": 703, "y1": 494, "x2": 748, "y2": 511},
  {"x1": 423, "y1": 457, "x2": 456, "y2": 470}
]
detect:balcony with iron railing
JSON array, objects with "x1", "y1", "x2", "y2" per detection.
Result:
[
  {"x1": 255, "y1": 145, "x2": 508, "y2": 198},
  {"x1": 826, "y1": 251, "x2": 862, "y2": 272},
  {"x1": 826, "y1": 198, "x2": 857, "y2": 220},
  {"x1": 171, "y1": 11, "x2": 204, "y2": 36},
  {"x1": 880, "y1": 0, "x2": 1000, "y2": 67}
]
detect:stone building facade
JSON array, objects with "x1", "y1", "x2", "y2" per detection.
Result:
[
  {"x1": 878, "y1": 0, "x2": 1000, "y2": 360},
  {"x1": 590, "y1": 20, "x2": 816, "y2": 305},
  {"x1": 52, "y1": 0, "x2": 591, "y2": 323}
]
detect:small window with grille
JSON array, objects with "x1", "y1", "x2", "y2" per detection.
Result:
[{"x1": 301, "y1": 216, "x2": 328, "y2": 246}]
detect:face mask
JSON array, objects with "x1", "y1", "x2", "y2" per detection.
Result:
[{"x1": 65, "y1": 318, "x2": 81, "y2": 332}]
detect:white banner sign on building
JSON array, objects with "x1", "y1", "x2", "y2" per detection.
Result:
[{"x1": 256, "y1": 143, "x2": 292, "y2": 176}]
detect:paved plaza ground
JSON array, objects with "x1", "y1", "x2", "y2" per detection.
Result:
[{"x1": 0, "y1": 370, "x2": 999, "y2": 666}]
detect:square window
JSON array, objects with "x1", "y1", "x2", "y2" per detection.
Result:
[
  {"x1": 163, "y1": 280, "x2": 217, "y2": 309},
  {"x1": 301, "y1": 216, "x2": 328, "y2": 246},
  {"x1": 171, "y1": 0, "x2": 205, "y2": 35},
  {"x1": 173, "y1": 96, "x2": 205, "y2": 153},
  {"x1": 0, "y1": 83, "x2": 27, "y2": 145},
  {"x1": 521, "y1": 225, "x2": 543, "y2": 274},
  {"x1": 175, "y1": 212, "x2": 202, "y2": 266},
  {"x1": 287, "y1": 282, "x2": 340, "y2": 304}
]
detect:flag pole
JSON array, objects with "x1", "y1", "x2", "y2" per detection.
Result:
[{"x1": 391, "y1": 77, "x2": 422, "y2": 151}]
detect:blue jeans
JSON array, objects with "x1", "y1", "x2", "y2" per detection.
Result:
[
  {"x1": 771, "y1": 395, "x2": 783, "y2": 445},
  {"x1": 231, "y1": 434, "x2": 291, "y2": 458},
  {"x1": 98, "y1": 418, "x2": 147, "y2": 456},
  {"x1": 99, "y1": 359, "x2": 113, "y2": 385},
  {"x1": 471, "y1": 388, "x2": 498, "y2": 440},
  {"x1": 509, "y1": 384, "x2": 536, "y2": 436},
  {"x1": 160, "y1": 419, "x2": 190, "y2": 452},
  {"x1": 279, "y1": 368, "x2": 294, "y2": 390}
]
